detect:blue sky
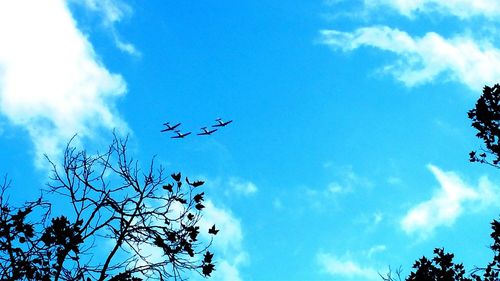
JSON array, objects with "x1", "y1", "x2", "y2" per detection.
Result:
[{"x1": 2, "y1": 0, "x2": 500, "y2": 280}]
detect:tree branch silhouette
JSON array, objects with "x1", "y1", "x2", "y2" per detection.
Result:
[
  {"x1": 468, "y1": 84, "x2": 500, "y2": 169},
  {"x1": 0, "y1": 134, "x2": 216, "y2": 280}
]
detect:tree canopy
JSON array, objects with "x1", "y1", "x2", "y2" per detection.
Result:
[
  {"x1": 0, "y1": 134, "x2": 217, "y2": 280},
  {"x1": 383, "y1": 84, "x2": 500, "y2": 281},
  {"x1": 469, "y1": 84, "x2": 500, "y2": 167}
]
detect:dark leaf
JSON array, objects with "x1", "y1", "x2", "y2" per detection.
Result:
[
  {"x1": 193, "y1": 192, "x2": 204, "y2": 203},
  {"x1": 208, "y1": 224, "x2": 219, "y2": 235},
  {"x1": 171, "y1": 172, "x2": 181, "y2": 182},
  {"x1": 162, "y1": 183, "x2": 173, "y2": 192},
  {"x1": 204, "y1": 251, "x2": 214, "y2": 263},
  {"x1": 202, "y1": 263, "x2": 215, "y2": 277},
  {"x1": 192, "y1": 180, "x2": 204, "y2": 187}
]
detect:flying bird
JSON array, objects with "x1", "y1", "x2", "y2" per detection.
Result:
[
  {"x1": 212, "y1": 118, "x2": 232, "y2": 127},
  {"x1": 161, "y1": 122, "x2": 181, "y2": 132},
  {"x1": 197, "y1": 127, "x2": 217, "y2": 136},
  {"x1": 171, "y1": 130, "x2": 191, "y2": 139}
]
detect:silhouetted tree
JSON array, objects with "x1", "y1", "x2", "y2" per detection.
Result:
[
  {"x1": 382, "y1": 84, "x2": 500, "y2": 280},
  {"x1": 382, "y1": 219, "x2": 500, "y2": 281},
  {"x1": 382, "y1": 248, "x2": 472, "y2": 281},
  {"x1": 0, "y1": 134, "x2": 216, "y2": 280},
  {"x1": 468, "y1": 84, "x2": 500, "y2": 168}
]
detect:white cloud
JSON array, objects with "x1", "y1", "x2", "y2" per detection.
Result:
[
  {"x1": 215, "y1": 260, "x2": 244, "y2": 281},
  {"x1": 367, "y1": 245, "x2": 386, "y2": 258},
  {"x1": 198, "y1": 200, "x2": 248, "y2": 281},
  {"x1": 320, "y1": 26, "x2": 500, "y2": 90},
  {"x1": 326, "y1": 165, "x2": 373, "y2": 191},
  {"x1": 0, "y1": 0, "x2": 128, "y2": 166},
  {"x1": 365, "y1": 0, "x2": 500, "y2": 19},
  {"x1": 129, "y1": 199, "x2": 248, "y2": 281},
  {"x1": 317, "y1": 253, "x2": 380, "y2": 280},
  {"x1": 327, "y1": 182, "x2": 345, "y2": 194},
  {"x1": 113, "y1": 34, "x2": 141, "y2": 57},
  {"x1": 373, "y1": 211, "x2": 383, "y2": 225},
  {"x1": 387, "y1": 176, "x2": 402, "y2": 185},
  {"x1": 228, "y1": 177, "x2": 258, "y2": 196},
  {"x1": 79, "y1": 0, "x2": 132, "y2": 25},
  {"x1": 401, "y1": 164, "x2": 500, "y2": 236},
  {"x1": 74, "y1": 0, "x2": 141, "y2": 57}
]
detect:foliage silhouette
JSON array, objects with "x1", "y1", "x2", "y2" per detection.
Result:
[
  {"x1": 382, "y1": 218, "x2": 500, "y2": 280},
  {"x1": 469, "y1": 84, "x2": 500, "y2": 167},
  {"x1": 0, "y1": 134, "x2": 217, "y2": 280},
  {"x1": 382, "y1": 84, "x2": 500, "y2": 281}
]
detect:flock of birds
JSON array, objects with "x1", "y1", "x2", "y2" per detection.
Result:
[{"x1": 161, "y1": 118, "x2": 233, "y2": 139}]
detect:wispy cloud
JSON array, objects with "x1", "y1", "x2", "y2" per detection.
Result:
[
  {"x1": 401, "y1": 164, "x2": 499, "y2": 237},
  {"x1": 198, "y1": 200, "x2": 248, "y2": 281},
  {"x1": 203, "y1": 176, "x2": 258, "y2": 198},
  {"x1": 320, "y1": 26, "x2": 500, "y2": 90},
  {"x1": 301, "y1": 165, "x2": 373, "y2": 212},
  {"x1": 75, "y1": 0, "x2": 141, "y2": 57},
  {"x1": 228, "y1": 177, "x2": 258, "y2": 196},
  {"x1": 325, "y1": 164, "x2": 373, "y2": 193},
  {"x1": 0, "y1": 0, "x2": 128, "y2": 166},
  {"x1": 131, "y1": 199, "x2": 248, "y2": 281},
  {"x1": 317, "y1": 252, "x2": 380, "y2": 280},
  {"x1": 365, "y1": 0, "x2": 500, "y2": 19},
  {"x1": 79, "y1": 0, "x2": 132, "y2": 24},
  {"x1": 367, "y1": 245, "x2": 386, "y2": 258},
  {"x1": 373, "y1": 211, "x2": 383, "y2": 225}
]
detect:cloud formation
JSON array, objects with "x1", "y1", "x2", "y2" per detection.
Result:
[
  {"x1": 0, "y1": 0, "x2": 128, "y2": 166},
  {"x1": 367, "y1": 245, "x2": 386, "y2": 258},
  {"x1": 199, "y1": 200, "x2": 248, "y2": 281},
  {"x1": 365, "y1": 0, "x2": 500, "y2": 19},
  {"x1": 131, "y1": 199, "x2": 247, "y2": 281},
  {"x1": 317, "y1": 252, "x2": 380, "y2": 280},
  {"x1": 401, "y1": 164, "x2": 499, "y2": 236},
  {"x1": 320, "y1": 26, "x2": 500, "y2": 90},
  {"x1": 228, "y1": 177, "x2": 258, "y2": 196},
  {"x1": 77, "y1": 0, "x2": 141, "y2": 57}
]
